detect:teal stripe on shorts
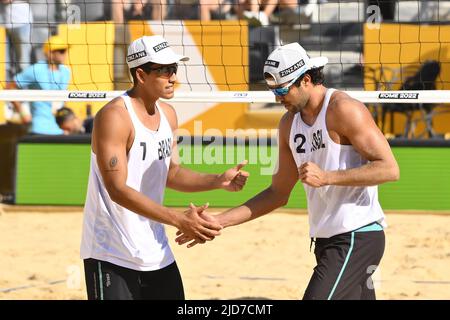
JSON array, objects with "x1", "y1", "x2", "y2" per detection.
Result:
[
  {"x1": 327, "y1": 231, "x2": 355, "y2": 300},
  {"x1": 98, "y1": 262, "x2": 104, "y2": 300},
  {"x1": 355, "y1": 222, "x2": 383, "y2": 233}
]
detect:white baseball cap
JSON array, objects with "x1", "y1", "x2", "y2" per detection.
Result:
[
  {"x1": 263, "y1": 43, "x2": 328, "y2": 86},
  {"x1": 126, "y1": 35, "x2": 189, "y2": 69}
]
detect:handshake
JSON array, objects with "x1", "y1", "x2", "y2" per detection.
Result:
[
  {"x1": 174, "y1": 202, "x2": 222, "y2": 248},
  {"x1": 173, "y1": 160, "x2": 249, "y2": 248}
]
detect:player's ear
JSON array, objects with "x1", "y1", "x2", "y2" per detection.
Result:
[
  {"x1": 136, "y1": 68, "x2": 147, "y2": 84},
  {"x1": 302, "y1": 74, "x2": 312, "y2": 87}
]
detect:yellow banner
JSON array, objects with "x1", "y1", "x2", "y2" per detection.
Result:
[
  {"x1": 58, "y1": 22, "x2": 115, "y2": 120},
  {"x1": 129, "y1": 20, "x2": 249, "y2": 135},
  {"x1": 364, "y1": 23, "x2": 450, "y2": 137}
]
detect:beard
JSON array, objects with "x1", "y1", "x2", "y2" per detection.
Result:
[{"x1": 291, "y1": 92, "x2": 310, "y2": 113}]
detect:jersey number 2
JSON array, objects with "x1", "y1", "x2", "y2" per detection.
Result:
[{"x1": 294, "y1": 134, "x2": 306, "y2": 153}]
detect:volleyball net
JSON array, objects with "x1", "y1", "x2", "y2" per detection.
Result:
[{"x1": 0, "y1": 0, "x2": 450, "y2": 137}]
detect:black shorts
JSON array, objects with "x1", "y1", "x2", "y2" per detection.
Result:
[
  {"x1": 83, "y1": 258, "x2": 184, "y2": 300},
  {"x1": 303, "y1": 223, "x2": 385, "y2": 300}
]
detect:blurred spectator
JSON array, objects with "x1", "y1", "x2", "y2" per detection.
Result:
[
  {"x1": 113, "y1": 0, "x2": 168, "y2": 22},
  {"x1": 186, "y1": 0, "x2": 292, "y2": 23},
  {"x1": 10, "y1": 35, "x2": 71, "y2": 135},
  {"x1": 112, "y1": 0, "x2": 125, "y2": 23},
  {"x1": 124, "y1": 0, "x2": 152, "y2": 20},
  {"x1": 235, "y1": 0, "x2": 273, "y2": 26},
  {"x1": 260, "y1": 0, "x2": 324, "y2": 26},
  {"x1": 3, "y1": 101, "x2": 29, "y2": 124},
  {"x1": 233, "y1": 0, "x2": 316, "y2": 26},
  {"x1": 55, "y1": 106, "x2": 94, "y2": 134},
  {"x1": 0, "y1": 0, "x2": 33, "y2": 80},
  {"x1": 199, "y1": 0, "x2": 233, "y2": 21},
  {"x1": 168, "y1": 0, "x2": 201, "y2": 20}
]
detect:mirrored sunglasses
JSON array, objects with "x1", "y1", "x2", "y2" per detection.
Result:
[{"x1": 269, "y1": 73, "x2": 303, "y2": 97}]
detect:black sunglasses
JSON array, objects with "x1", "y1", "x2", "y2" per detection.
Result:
[{"x1": 149, "y1": 64, "x2": 178, "y2": 78}]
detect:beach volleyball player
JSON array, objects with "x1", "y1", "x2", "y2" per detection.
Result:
[
  {"x1": 177, "y1": 43, "x2": 400, "y2": 300},
  {"x1": 80, "y1": 35, "x2": 249, "y2": 300}
]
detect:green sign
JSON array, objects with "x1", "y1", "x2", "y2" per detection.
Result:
[{"x1": 15, "y1": 143, "x2": 450, "y2": 210}]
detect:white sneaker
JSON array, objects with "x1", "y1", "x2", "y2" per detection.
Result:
[
  {"x1": 258, "y1": 11, "x2": 269, "y2": 26},
  {"x1": 243, "y1": 10, "x2": 262, "y2": 27},
  {"x1": 243, "y1": 10, "x2": 270, "y2": 26},
  {"x1": 243, "y1": 10, "x2": 257, "y2": 20},
  {"x1": 302, "y1": 4, "x2": 315, "y2": 18}
]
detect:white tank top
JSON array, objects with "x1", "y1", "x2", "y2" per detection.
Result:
[
  {"x1": 289, "y1": 88, "x2": 386, "y2": 238},
  {"x1": 80, "y1": 93, "x2": 175, "y2": 271}
]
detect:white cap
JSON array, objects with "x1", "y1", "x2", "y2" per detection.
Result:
[
  {"x1": 263, "y1": 43, "x2": 328, "y2": 85},
  {"x1": 126, "y1": 35, "x2": 189, "y2": 68}
]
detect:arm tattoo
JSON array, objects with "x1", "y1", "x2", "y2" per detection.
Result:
[
  {"x1": 106, "y1": 156, "x2": 119, "y2": 172},
  {"x1": 110, "y1": 156, "x2": 118, "y2": 168}
]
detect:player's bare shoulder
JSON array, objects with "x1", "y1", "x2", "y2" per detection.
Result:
[
  {"x1": 92, "y1": 96, "x2": 133, "y2": 142},
  {"x1": 328, "y1": 90, "x2": 364, "y2": 111},
  {"x1": 96, "y1": 97, "x2": 128, "y2": 119},
  {"x1": 327, "y1": 90, "x2": 369, "y2": 124},
  {"x1": 95, "y1": 97, "x2": 127, "y2": 121},
  {"x1": 326, "y1": 89, "x2": 378, "y2": 143},
  {"x1": 94, "y1": 96, "x2": 131, "y2": 126}
]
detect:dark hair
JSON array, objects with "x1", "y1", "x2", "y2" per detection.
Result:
[
  {"x1": 264, "y1": 72, "x2": 276, "y2": 83},
  {"x1": 295, "y1": 67, "x2": 325, "y2": 86},
  {"x1": 55, "y1": 106, "x2": 75, "y2": 126},
  {"x1": 129, "y1": 62, "x2": 155, "y2": 85}
]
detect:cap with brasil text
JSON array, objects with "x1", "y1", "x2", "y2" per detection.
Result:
[
  {"x1": 263, "y1": 43, "x2": 328, "y2": 86},
  {"x1": 126, "y1": 35, "x2": 189, "y2": 68}
]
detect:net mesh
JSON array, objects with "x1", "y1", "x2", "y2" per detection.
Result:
[
  {"x1": 0, "y1": 0, "x2": 449, "y2": 138},
  {"x1": 0, "y1": 1, "x2": 448, "y2": 90}
]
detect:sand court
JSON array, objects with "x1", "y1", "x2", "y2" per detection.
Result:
[{"x1": 0, "y1": 209, "x2": 449, "y2": 300}]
